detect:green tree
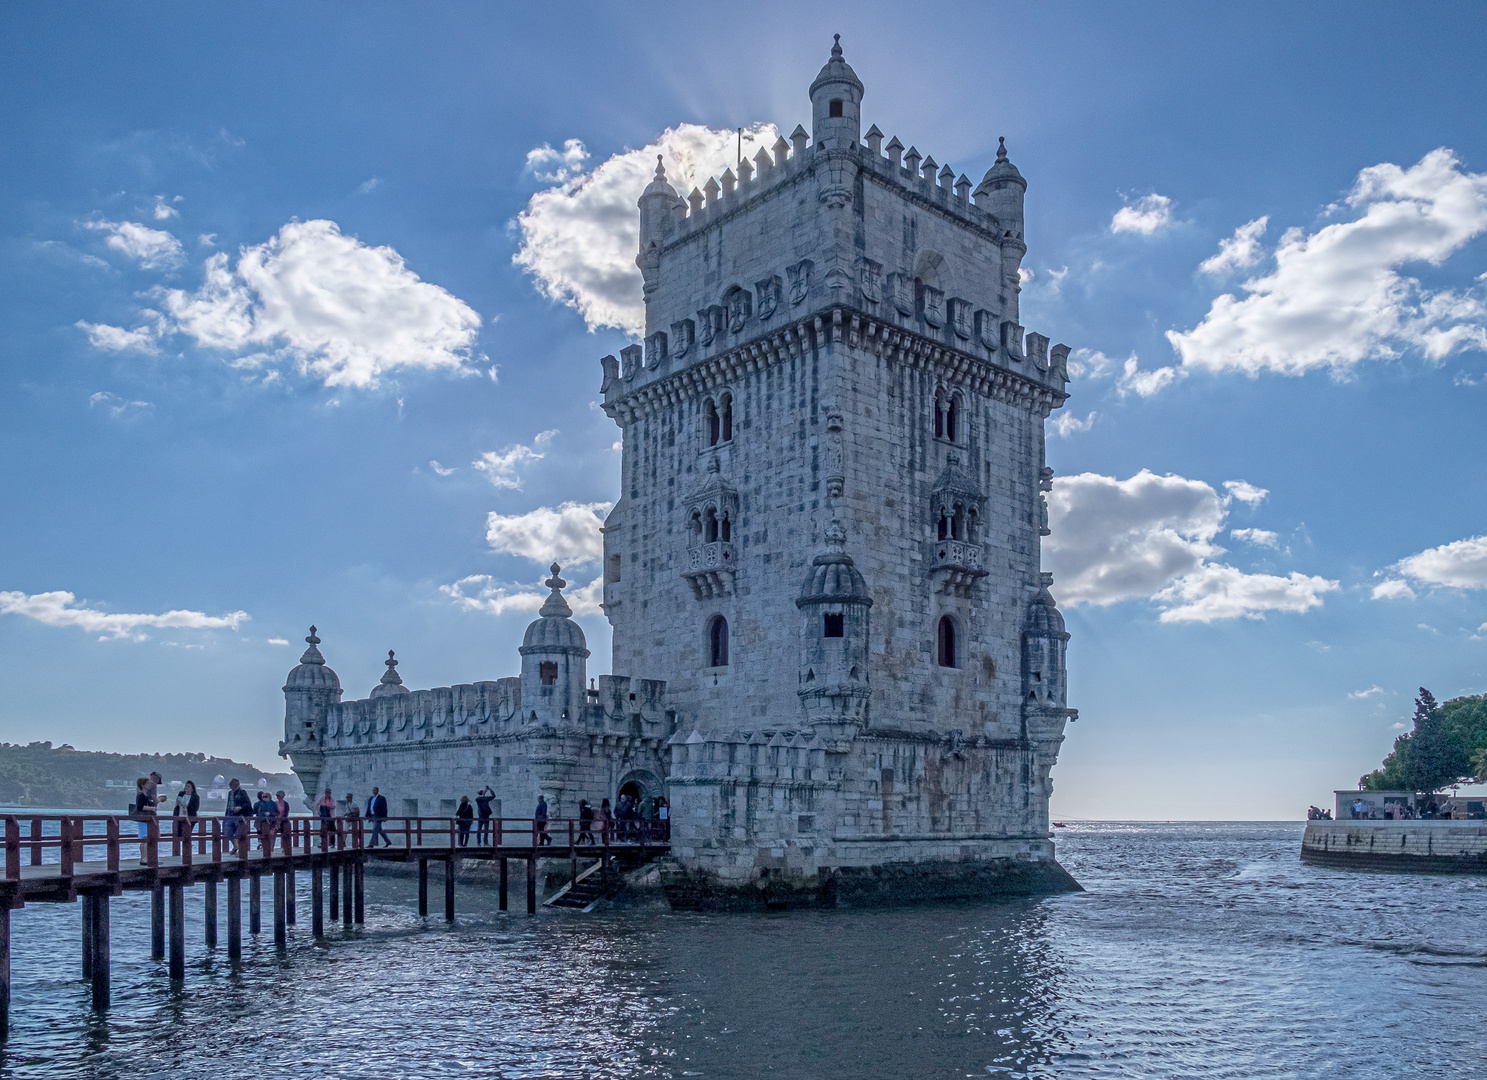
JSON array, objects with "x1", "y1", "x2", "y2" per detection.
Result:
[{"x1": 1360, "y1": 687, "x2": 1478, "y2": 792}]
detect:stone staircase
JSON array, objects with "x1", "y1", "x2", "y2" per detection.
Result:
[{"x1": 544, "y1": 851, "x2": 662, "y2": 911}]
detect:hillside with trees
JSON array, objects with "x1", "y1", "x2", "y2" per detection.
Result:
[
  {"x1": 0, "y1": 742, "x2": 302, "y2": 810},
  {"x1": 1360, "y1": 689, "x2": 1487, "y2": 792}
]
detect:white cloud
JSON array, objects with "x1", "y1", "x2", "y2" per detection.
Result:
[
  {"x1": 0, "y1": 590, "x2": 248, "y2": 641},
  {"x1": 1168, "y1": 149, "x2": 1487, "y2": 377},
  {"x1": 1050, "y1": 410, "x2": 1097, "y2": 437},
  {"x1": 1018, "y1": 267, "x2": 1034, "y2": 284},
  {"x1": 1349, "y1": 685, "x2": 1385, "y2": 700},
  {"x1": 152, "y1": 196, "x2": 182, "y2": 221},
  {"x1": 1199, "y1": 216, "x2": 1269, "y2": 276},
  {"x1": 472, "y1": 430, "x2": 556, "y2": 490},
  {"x1": 1222, "y1": 480, "x2": 1269, "y2": 506},
  {"x1": 1371, "y1": 578, "x2": 1416, "y2": 601},
  {"x1": 512, "y1": 123, "x2": 780, "y2": 337},
  {"x1": 429, "y1": 460, "x2": 456, "y2": 477},
  {"x1": 1066, "y1": 349, "x2": 1119, "y2": 380},
  {"x1": 76, "y1": 320, "x2": 160, "y2": 353},
  {"x1": 1230, "y1": 528, "x2": 1279, "y2": 548},
  {"x1": 88, "y1": 391, "x2": 153, "y2": 418},
  {"x1": 355, "y1": 177, "x2": 381, "y2": 195},
  {"x1": 149, "y1": 219, "x2": 481, "y2": 388},
  {"x1": 1390, "y1": 534, "x2": 1487, "y2": 590},
  {"x1": 441, "y1": 572, "x2": 604, "y2": 618},
  {"x1": 83, "y1": 219, "x2": 184, "y2": 270},
  {"x1": 1044, "y1": 469, "x2": 1337, "y2": 622},
  {"x1": 1117, "y1": 355, "x2": 1182, "y2": 397},
  {"x1": 1111, "y1": 193, "x2": 1173, "y2": 235},
  {"x1": 198, "y1": 233, "x2": 216, "y2": 247},
  {"x1": 524, "y1": 139, "x2": 590, "y2": 184},
  {"x1": 267, "y1": 637, "x2": 290, "y2": 645},
  {"x1": 1151, "y1": 563, "x2": 1338, "y2": 623},
  {"x1": 484, "y1": 500, "x2": 610, "y2": 565}
]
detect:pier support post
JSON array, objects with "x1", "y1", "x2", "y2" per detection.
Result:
[
  {"x1": 273, "y1": 871, "x2": 286, "y2": 946},
  {"x1": 0, "y1": 906, "x2": 11, "y2": 1039},
  {"x1": 417, "y1": 858, "x2": 428, "y2": 917},
  {"x1": 89, "y1": 894, "x2": 109, "y2": 1010},
  {"x1": 204, "y1": 880, "x2": 217, "y2": 948},
  {"x1": 311, "y1": 864, "x2": 324, "y2": 937},
  {"x1": 526, "y1": 856, "x2": 537, "y2": 915},
  {"x1": 341, "y1": 862, "x2": 352, "y2": 926},
  {"x1": 353, "y1": 862, "x2": 364, "y2": 925},
  {"x1": 168, "y1": 883, "x2": 185, "y2": 981},
  {"x1": 444, "y1": 858, "x2": 455, "y2": 922},
  {"x1": 249, "y1": 873, "x2": 261, "y2": 935},
  {"x1": 499, "y1": 857, "x2": 508, "y2": 911},
  {"x1": 81, "y1": 895, "x2": 94, "y2": 979},
  {"x1": 151, "y1": 883, "x2": 164, "y2": 961},
  {"x1": 328, "y1": 857, "x2": 339, "y2": 918},
  {"x1": 226, "y1": 876, "x2": 241, "y2": 961},
  {"x1": 286, "y1": 869, "x2": 296, "y2": 926}
]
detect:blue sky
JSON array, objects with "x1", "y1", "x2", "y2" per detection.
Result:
[{"x1": 2, "y1": 3, "x2": 1485, "y2": 818}]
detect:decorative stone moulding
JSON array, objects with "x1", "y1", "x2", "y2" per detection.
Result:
[
  {"x1": 929, "y1": 539, "x2": 988, "y2": 597},
  {"x1": 683, "y1": 541, "x2": 736, "y2": 599}
]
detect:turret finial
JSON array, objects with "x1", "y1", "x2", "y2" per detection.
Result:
[
  {"x1": 996, "y1": 136, "x2": 1008, "y2": 163},
  {"x1": 654, "y1": 154, "x2": 665, "y2": 181},
  {"x1": 306, "y1": 625, "x2": 320, "y2": 646},
  {"x1": 379, "y1": 649, "x2": 403, "y2": 686},
  {"x1": 545, "y1": 562, "x2": 566, "y2": 592},
  {"x1": 831, "y1": 33, "x2": 842, "y2": 59}
]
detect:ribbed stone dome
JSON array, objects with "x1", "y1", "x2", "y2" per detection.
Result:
[
  {"x1": 810, "y1": 34, "x2": 863, "y2": 97},
  {"x1": 977, "y1": 137, "x2": 1026, "y2": 190},
  {"x1": 519, "y1": 564, "x2": 590, "y2": 656},
  {"x1": 1026, "y1": 580, "x2": 1067, "y2": 638},
  {"x1": 284, "y1": 627, "x2": 341, "y2": 691},
  {"x1": 642, "y1": 155, "x2": 678, "y2": 199},
  {"x1": 369, "y1": 649, "x2": 410, "y2": 698},
  {"x1": 797, "y1": 522, "x2": 873, "y2": 608}
]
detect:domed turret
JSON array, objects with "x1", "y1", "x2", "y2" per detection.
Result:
[
  {"x1": 285, "y1": 625, "x2": 341, "y2": 692},
  {"x1": 973, "y1": 136, "x2": 1027, "y2": 239},
  {"x1": 280, "y1": 626, "x2": 342, "y2": 807},
  {"x1": 810, "y1": 34, "x2": 864, "y2": 150},
  {"x1": 370, "y1": 649, "x2": 410, "y2": 698},
  {"x1": 519, "y1": 564, "x2": 590, "y2": 727},
  {"x1": 1023, "y1": 574, "x2": 1069, "y2": 716},
  {"x1": 637, "y1": 155, "x2": 685, "y2": 306},
  {"x1": 797, "y1": 521, "x2": 873, "y2": 748}
]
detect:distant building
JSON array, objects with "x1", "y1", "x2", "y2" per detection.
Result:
[{"x1": 280, "y1": 40, "x2": 1079, "y2": 907}]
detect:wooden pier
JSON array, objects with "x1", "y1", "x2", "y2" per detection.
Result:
[{"x1": 0, "y1": 813, "x2": 666, "y2": 1038}]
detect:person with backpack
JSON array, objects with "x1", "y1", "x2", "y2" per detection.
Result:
[{"x1": 225, "y1": 779, "x2": 253, "y2": 858}]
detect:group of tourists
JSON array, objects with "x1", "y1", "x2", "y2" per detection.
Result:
[
  {"x1": 574, "y1": 792, "x2": 669, "y2": 845},
  {"x1": 129, "y1": 772, "x2": 292, "y2": 858}
]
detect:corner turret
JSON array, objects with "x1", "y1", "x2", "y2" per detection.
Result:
[
  {"x1": 796, "y1": 520, "x2": 873, "y2": 750},
  {"x1": 280, "y1": 626, "x2": 342, "y2": 807},
  {"x1": 518, "y1": 564, "x2": 590, "y2": 727},
  {"x1": 637, "y1": 155, "x2": 685, "y2": 318},
  {"x1": 810, "y1": 34, "x2": 864, "y2": 151}
]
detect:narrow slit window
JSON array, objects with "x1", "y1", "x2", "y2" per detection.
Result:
[
  {"x1": 709, "y1": 616, "x2": 729, "y2": 667},
  {"x1": 704, "y1": 508, "x2": 719, "y2": 543},
  {"x1": 706, "y1": 399, "x2": 720, "y2": 446},
  {"x1": 937, "y1": 616, "x2": 957, "y2": 668},
  {"x1": 720, "y1": 395, "x2": 733, "y2": 442}
]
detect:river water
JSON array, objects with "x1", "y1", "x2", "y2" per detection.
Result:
[{"x1": 3, "y1": 821, "x2": 1484, "y2": 1079}]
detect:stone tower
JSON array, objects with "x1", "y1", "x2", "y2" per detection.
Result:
[
  {"x1": 599, "y1": 39, "x2": 1078, "y2": 905},
  {"x1": 279, "y1": 626, "x2": 342, "y2": 805}
]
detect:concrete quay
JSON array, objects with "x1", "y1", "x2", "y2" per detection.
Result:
[{"x1": 1301, "y1": 820, "x2": 1487, "y2": 874}]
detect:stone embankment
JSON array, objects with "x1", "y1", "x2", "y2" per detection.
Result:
[{"x1": 1301, "y1": 820, "x2": 1487, "y2": 873}]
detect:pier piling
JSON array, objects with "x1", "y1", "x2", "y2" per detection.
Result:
[
  {"x1": 328, "y1": 856, "x2": 339, "y2": 917},
  {"x1": 354, "y1": 863, "x2": 363, "y2": 925},
  {"x1": 499, "y1": 857, "x2": 508, "y2": 911},
  {"x1": 286, "y1": 869, "x2": 296, "y2": 925},
  {"x1": 150, "y1": 883, "x2": 164, "y2": 960},
  {"x1": 273, "y1": 871, "x2": 286, "y2": 946},
  {"x1": 312, "y1": 864, "x2": 324, "y2": 937},
  {"x1": 417, "y1": 858, "x2": 428, "y2": 916},
  {"x1": 444, "y1": 858, "x2": 454, "y2": 921},
  {"x1": 341, "y1": 863, "x2": 352, "y2": 926},
  {"x1": 87, "y1": 894, "x2": 109, "y2": 1010},
  {"x1": 0, "y1": 906, "x2": 11, "y2": 1039},
  {"x1": 226, "y1": 877, "x2": 241, "y2": 961},
  {"x1": 249, "y1": 873, "x2": 261, "y2": 935},
  {"x1": 168, "y1": 883, "x2": 185, "y2": 981},
  {"x1": 81, "y1": 896, "x2": 93, "y2": 979},
  {"x1": 526, "y1": 856, "x2": 537, "y2": 914},
  {"x1": 204, "y1": 880, "x2": 217, "y2": 948}
]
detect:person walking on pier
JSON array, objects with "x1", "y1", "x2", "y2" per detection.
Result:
[
  {"x1": 596, "y1": 798, "x2": 612, "y2": 845},
  {"x1": 274, "y1": 790, "x2": 291, "y2": 853},
  {"x1": 475, "y1": 785, "x2": 495, "y2": 845},
  {"x1": 656, "y1": 795, "x2": 669, "y2": 841},
  {"x1": 366, "y1": 787, "x2": 392, "y2": 847},
  {"x1": 255, "y1": 790, "x2": 279, "y2": 853},
  {"x1": 456, "y1": 795, "x2": 474, "y2": 847},
  {"x1": 132, "y1": 777, "x2": 153, "y2": 839},
  {"x1": 578, "y1": 800, "x2": 594, "y2": 844},
  {"x1": 318, "y1": 788, "x2": 337, "y2": 850},
  {"x1": 342, "y1": 793, "x2": 361, "y2": 848},
  {"x1": 225, "y1": 779, "x2": 253, "y2": 857},
  {"x1": 534, "y1": 795, "x2": 551, "y2": 846}
]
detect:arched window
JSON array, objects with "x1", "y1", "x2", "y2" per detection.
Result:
[
  {"x1": 719, "y1": 511, "x2": 731, "y2": 543},
  {"x1": 966, "y1": 508, "x2": 978, "y2": 542},
  {"x1": 709, "y1": 616, "x2": 729, "y2": 667},
  {"x1": 937, "y1": 513, "x2": 949, "y2": 541},
  {"x1": 706, "y1": 400, "x2": 720, "y2": 446},
  {"x1": 946, "y1": 396, "x2": 959, "y2": 443},
  {"x1": 937, "y1": 616, "x2": 957, "y2": 668},
  {"x1": 704, "y1": 508, "x2": 719, "y2": 543},
  {"x1": 720, "y1": 393, "x2": 733, "y2": 442},
  {"x1": 934, "y1": 396, "x2": 945, "y2": 439},
  {"x1": 951, "y1": 503, "x2": 965, "y2": 541}
]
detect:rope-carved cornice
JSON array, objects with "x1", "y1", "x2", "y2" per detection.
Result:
[{"x1": 601, "y1": 306, "x2": 1068, "y2": 425}]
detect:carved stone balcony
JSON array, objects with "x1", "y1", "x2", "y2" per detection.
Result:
[
  {"x1": 682, "y1": 541, "x2": 736, "y2": 599},
  {"x1": 929, "y1": 538, "x2": 987, "y2": 597}
]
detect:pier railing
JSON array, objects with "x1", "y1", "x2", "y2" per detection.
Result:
[{"x1": 1, "y1": 813, "x2": 668, "y2": 882}]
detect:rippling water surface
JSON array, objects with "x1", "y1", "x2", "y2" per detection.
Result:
[{"x1": 4, "y1": 821, "x2": 1485, "y2": 1078}]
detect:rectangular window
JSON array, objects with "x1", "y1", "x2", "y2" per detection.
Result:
[
  {"x1": 797, "y1": 814, "x2": 816, "y2": 833},
  {"x1": 823, "y1": 612, "x2": 844, "y2": 637},
  {"x1": 539, "y1": 661, "x2": 558, "y2": 685},
  {"x1": 880, "y1": 768, "x2": 895, "y2": 794},
  {"x1": 829, "y1": 99, "x2": 843, "y2": 118},
  {"x1": 608, "y1": 553, "x2": 621, "y2": 582}
]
